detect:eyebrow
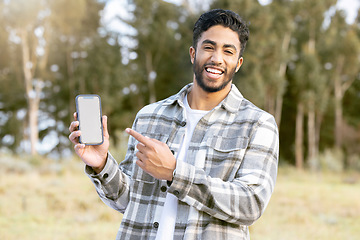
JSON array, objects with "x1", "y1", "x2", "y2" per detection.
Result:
[{"x1": 201, "y1": 39, "x2": 238, "y2": 52}]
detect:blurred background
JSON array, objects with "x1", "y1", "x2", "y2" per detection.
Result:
[{"x1": 0, "y1": 0, "x2": 359, "y2": 239}]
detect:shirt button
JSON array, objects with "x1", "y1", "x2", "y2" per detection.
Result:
[
  {"x1": 103, "y1": 173, "x2": 109, "y2": 179},
  {"x1": 173, "y1": 190, "x2": 180, "y2": 196},
  {"x1": 153, "y1": 222, "x2": 159, "y2": 228},
  {"x1": 180, "y1": 121, "x2": 186, "y2": 127},
  {"x1": 160, "y1": 186, "x2": 167, "y2": 192}
]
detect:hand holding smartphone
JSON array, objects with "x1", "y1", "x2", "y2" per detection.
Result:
[{"x1": 75, "y1": 94, "x2": 104, "y2": 145}]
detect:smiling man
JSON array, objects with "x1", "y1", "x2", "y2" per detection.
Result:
[
  {"x1": 192, "y1": 26, "x2": 242, "y2": 94},
  {"x1": 69, "y1": 9, "x2": 279, "y2": 240}
]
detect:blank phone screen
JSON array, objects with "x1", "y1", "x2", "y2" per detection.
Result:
[{"x1": 76, "y1": 95, "x2": 103, "y2": 145}]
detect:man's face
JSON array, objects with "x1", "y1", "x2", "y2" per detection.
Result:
[{"x1": 190, "y1": 25, "x2": 243, "y2": 93}]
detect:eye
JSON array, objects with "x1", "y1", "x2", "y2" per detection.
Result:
[
  {"x1": 204, "y1": 45, "x2": 214, "y2": 50},
  {"x1": 224, "y1": 50, "x2": 234, "y2": 55}
]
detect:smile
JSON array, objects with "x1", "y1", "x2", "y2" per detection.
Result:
[{"x1": 205, "y1": 67, "x2": 224, "y2": 75}]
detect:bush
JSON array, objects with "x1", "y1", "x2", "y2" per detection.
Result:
[{"x1": 318, "y1": 148, "x2": 344, "y2": 172}]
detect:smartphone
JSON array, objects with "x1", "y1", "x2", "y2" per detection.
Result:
[{"x1": 75, "y1": 94, "x2": 104, "y2": 145}]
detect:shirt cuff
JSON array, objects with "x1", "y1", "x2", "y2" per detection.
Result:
[
  {"x1": 167, "y1": 160, "x2": 195, "y2": 200},
  {"x1": 85, "y1": 152, "x2": 118, "y2": 185},
  {"x1": 166, "y1": 168, "x2": 176, "y2": 186}
]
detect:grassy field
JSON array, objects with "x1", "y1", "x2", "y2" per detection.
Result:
[
  {"x1": 250, "y1": 167, "x2": 360, "y2": 240},
  {"x1": 1, "y1": 156, "x2": 359, "y2": 240},
  {"x1": 0, "y1": 156, "x2": 123, "y2": 240}
]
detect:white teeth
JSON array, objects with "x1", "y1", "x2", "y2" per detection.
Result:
[{"x1": 206, "y1": 68, "x2": 222, "y2": 74}]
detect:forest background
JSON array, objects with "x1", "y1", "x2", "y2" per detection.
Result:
[
  {"x1": 0, "y1": 0, "x2": 360, "y2": 239},
  {"x1": 1, "y1": 0, "x2": 360, "y2": 171}
]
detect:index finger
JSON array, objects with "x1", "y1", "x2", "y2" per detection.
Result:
[{"x1": 125, "y1": 128, "x2": 152, "y2": 146}]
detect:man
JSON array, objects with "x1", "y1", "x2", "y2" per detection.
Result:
[{"x1": 69, "y1": 9, "x2": 278, "y2": 240}]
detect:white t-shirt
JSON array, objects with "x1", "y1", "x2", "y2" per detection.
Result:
[{"x1": 155, "y1": 94, "x2": 209, "y2": 240}]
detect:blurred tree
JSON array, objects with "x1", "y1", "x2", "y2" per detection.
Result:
[
  {"x1": 48, "y1": 0, "x2": 90, "y2": 120},
  {"x1": 0, "y1": 0, "x2": 27, "y2": 152},
  {"x1": 294, "y1": 51, "x2": 327, "y2": 170},
  {"x1": 290, "y1": 0, "x2": 336, "y2": 170},
  {"x1": 3, "y1": 0, "x2": 48, "y2": 155},
  {"x1": 0, "y1": 0, "x2": 106, "y2": 156},
  {"x1": 45, "y1": 0, "x2": 106, "y2": 155},
  {"x1": 121, "y1": 0, "x2": 188, "y2": 104},
  {"x1": 262, "y1": 0, "x2": 294, "y2": 127},
  {"x1": 320, "y1": 10, "x2": 360, "y2": 149}
]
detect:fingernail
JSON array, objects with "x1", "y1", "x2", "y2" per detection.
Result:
[{"x1": 125, "y1": 128, "x2": 131, "y2": 133}]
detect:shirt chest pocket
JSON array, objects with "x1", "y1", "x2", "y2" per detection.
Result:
[{"x1": 205, "y1": 135, "x2": 249, "y2": 180}]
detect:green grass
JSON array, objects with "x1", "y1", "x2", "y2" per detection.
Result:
[{"x1": 1, "y1": 156, "x2": 359, "y2": 239}]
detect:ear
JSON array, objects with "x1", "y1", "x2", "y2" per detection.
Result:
[
  {"x1": 189, "y1": 46, "x2": 196, "y2": 64},
  {"x1": 235, "y1": 57, "x2": 243, "y2": 72}
]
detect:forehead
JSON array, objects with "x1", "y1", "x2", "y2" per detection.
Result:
[{"x1": 197, "y1": 25, "x2": 241, "y2": 49}]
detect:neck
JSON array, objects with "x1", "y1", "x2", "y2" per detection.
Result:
[{"x1": 187, "y1": 79, "x2": 232, "y2": 111}]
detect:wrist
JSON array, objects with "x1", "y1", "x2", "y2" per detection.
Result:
[
  {"x1": 92, "y1": 154, "x2": 108, "y2": 174},
  {"x1": 92, "y1": 165, "x2": 104, "y2": 174}
]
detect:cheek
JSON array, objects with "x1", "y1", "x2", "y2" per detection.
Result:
[
  {"x1": 196, "y1": 49, "x2": 212, "y2": 60},
  {"x1": 194, "y1": 55, "x2": 206, "y2": 68},
  {"x1": 228, "y1": 58, "x2": 241, "y2": 69}
]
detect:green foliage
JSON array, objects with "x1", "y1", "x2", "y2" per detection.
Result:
[{"x1": 0, "y1": 0, "x2": 359, "y2": 169}]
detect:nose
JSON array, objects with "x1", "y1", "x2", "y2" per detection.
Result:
[{"x1": 210, "y1": 50, "x2": 224, "y2": 65}]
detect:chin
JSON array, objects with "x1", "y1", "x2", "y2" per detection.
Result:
[{"x1": 196, "y1": 77, "x2": 231, "y2": 93}]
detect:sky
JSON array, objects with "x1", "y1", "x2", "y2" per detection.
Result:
[{"x1": 336, "y1": 0, "x2": 360, "y2": 23}]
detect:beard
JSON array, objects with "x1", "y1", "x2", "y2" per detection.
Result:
[{"x1": 193, "y1": 56, "x2": 237, "y2": 93}]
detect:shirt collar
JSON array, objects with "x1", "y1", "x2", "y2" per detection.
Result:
[
  {"x1": 162, "y1": 84, "x2": 192, "y2": 107},
  {"x1": 162, "y1": 83, "x2": 244, "y2": 113},
  {"x1": 220, "y1": 84, "x2": 244, "y2": 113}
]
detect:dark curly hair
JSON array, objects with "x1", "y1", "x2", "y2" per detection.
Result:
[{"x1": 193, "y1": 9, "x2": 250, "y2": 57}]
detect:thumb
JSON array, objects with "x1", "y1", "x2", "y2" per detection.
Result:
[{"x1": 102, "y1": 115, "x2": 109, "y2": 138}]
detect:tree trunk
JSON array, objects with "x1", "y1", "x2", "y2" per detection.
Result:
[
  {"x1": 28, "y1": 92, "x2": 40, "y2": 155},
  {"x1": 295, "y1": 101, "x2": 304, "y2": 170},
  {"x1": 315, "y1": 110, "x2": 324, "y2": 158},
  {"x1": 20, "y1": 28, "x2": 40, "y2": 156},
  {"x1": 275, "y1": 86, "x2": 284, "y2": 128},
  {"x1": 265, "y1": 91, "x2": 275, "y2": 117},
  {"x1": 307, "y1": 99, "x2": 317, "y2": 171},
  {"x1": 67, "y1": 45, "x2": 76, "y2": 121},
  {"x1": 275, "y1": 32, "x2": 291, "y2": 127},
  {"x1": 334, "y1": 56, "x2": 345, "y2": 148}
]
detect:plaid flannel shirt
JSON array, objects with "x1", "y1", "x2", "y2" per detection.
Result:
[{"x1": 86, "y1": 83, "x2": 279, "y2": 240}]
